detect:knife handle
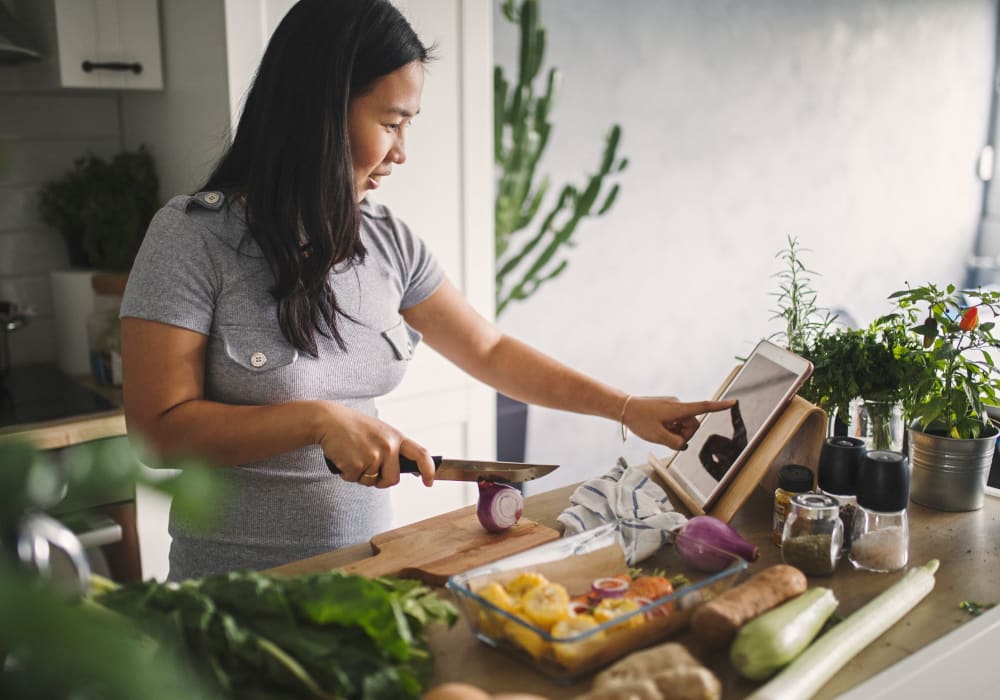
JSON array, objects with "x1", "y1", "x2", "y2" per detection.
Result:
[{"x1": 324, "y1": 455, "x2": 443, "y2": 476}]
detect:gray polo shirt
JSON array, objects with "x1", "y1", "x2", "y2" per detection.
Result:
[{"x1": 120, "y1": 192, "x2": 444, "y2": 579}]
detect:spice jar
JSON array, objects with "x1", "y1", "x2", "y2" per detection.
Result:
[
  {"x1": 772, "y1": 464, "x2": 814, "y2": 545},
  {"x1": 850, "y1": 450, "x2": 909, "y2": 573},
  {"x1": 817, "y1": 436, "x2": 866, "y2": 553},
  {"x1": 781, "y1": 493, "x2": 843, "y2": 576}
]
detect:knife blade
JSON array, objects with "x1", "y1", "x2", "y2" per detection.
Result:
[{"x1": 324, "y1": 456, "x2": 558, "y2": 483}]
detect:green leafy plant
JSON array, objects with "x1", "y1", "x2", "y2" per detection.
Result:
[
  {"x1": 799, "y1": 325, "x2": 930, "y2": 448},
  {"x1": 494, "y1": 0, "x2": 627, "y2": 315},
  {"x1": 768, "y1": 236, "x2": 837, "y2": 356},
  {"x1": 882, "y1": 283, "x2": 1000, "y2": 439},
  {"x1": 38, "y1": 146, "x2": 158, "y2": 272},
  {"x1": 93, "y1": 570, "x2": 457, "y2": 700},
  {"x1": 0, "y1": 439, "x2": 222, "y2": 699}
]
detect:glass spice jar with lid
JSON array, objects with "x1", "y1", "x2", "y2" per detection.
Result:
[
  {"x1": 781, "y1": 493, "x2": 843, "y2": 576},
  {"x1": 772, "y1": 464, "x2": 814, "y2": 545},
  {"x1": 849, "y1": 450, "x2": 910, "y2": 573}
]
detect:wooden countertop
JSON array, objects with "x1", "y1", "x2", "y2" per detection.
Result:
[
  {"x1": 0, "y1": 373, "x2": 125, "y2": 449},
  {"x1": 274, "y1": 482, "x2": 1000, "y2": 699}
]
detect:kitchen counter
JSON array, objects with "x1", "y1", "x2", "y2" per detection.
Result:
[
  {"x1": 273, "y1": 481, "x2": 1000, "y2": 699},
  {"x1": 0, "y1": 365, "x2": 125, "y2": 449}
]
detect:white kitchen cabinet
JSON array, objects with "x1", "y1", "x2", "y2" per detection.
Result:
[{"x1": 9, "y1": 0, "x2": 162, "y2": 90}]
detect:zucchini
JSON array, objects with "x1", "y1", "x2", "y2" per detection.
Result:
[
  {"x1": 748, "y1": 559, "x2": 939, "y2": 700},
  {"x1": 730, "y1": 587, "x2": 838, "y2": 680}
]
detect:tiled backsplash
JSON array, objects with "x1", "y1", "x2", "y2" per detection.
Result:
[{"x1": 0, "y1": 92, "x2": 122, "y2": 366}]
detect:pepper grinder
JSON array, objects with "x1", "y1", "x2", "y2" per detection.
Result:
[
  {"x1": 817, "y1": 436, "x2": 866, "y2": 552},
  {"x1": 850, "y1": 450, "x2": 910, "y2": 573}
]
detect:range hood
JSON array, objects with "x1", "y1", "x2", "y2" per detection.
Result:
[{"x1": 0, "y1": 2, "x2": 42, "y2": 65}]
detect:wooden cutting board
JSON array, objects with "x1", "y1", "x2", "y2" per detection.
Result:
[{"x1": 340, "y1": 504, "x2": 561, "y2": 585}]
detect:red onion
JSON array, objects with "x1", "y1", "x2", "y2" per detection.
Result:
[
  {"x1": 477, "y1": 480, "x2": 524, "y2": 532},
  {"x1": 591, "y1": 577, "x2": 630, "y2": 599},
  {"x1": 674, "y1": 515, "x2": 759, "y2": 572}
]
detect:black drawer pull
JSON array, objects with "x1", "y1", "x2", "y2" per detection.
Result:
[{"x1": 81, "y1": 60, "x2": 143, "y2": 74}]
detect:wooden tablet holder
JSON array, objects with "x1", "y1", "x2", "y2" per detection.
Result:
[{"x1": 650, "y1": 368, "x2": 828, "y2": 523}]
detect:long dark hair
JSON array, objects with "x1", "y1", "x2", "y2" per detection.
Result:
[{"x1": 201, "y1": 0, "x2": 431, "y2": 355}]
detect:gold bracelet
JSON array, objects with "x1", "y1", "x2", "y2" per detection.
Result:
[{"x1": 619, "y1": 394, "x2": 634, "y2": 442}]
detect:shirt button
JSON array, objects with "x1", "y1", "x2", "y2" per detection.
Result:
[
  {"x1": 204, "y1": 192, "x2": 221, "y2": 204},
  {"x1": 250, "y1": 352, "x2": 267, "y2": 368}
]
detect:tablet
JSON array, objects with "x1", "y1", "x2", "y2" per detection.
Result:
[{"x1": 666, "y1": 339, "x2": 813, "y2": 511}]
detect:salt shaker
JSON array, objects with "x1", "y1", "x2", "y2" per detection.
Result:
[
  {"x1": 781, "y1": 493, "x2": 843, "y2": 576},
  {"x1": 817, "y1": 436, "x2": 866, "y2": 552},
  {"x1": 850, "y1": 450, "x2": 909, "y2": 573}
]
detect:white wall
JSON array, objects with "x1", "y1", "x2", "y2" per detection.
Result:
[{"x1": 492, "y1": 0, "x2": 995, "y2": 492}]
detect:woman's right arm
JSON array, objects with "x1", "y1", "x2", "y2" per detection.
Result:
[{"x1": 120, "y1": 317, "x2": 435, "y2": 485}]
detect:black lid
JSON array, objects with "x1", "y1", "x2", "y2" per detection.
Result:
[
  {"x1": 818, "y1": 436, "x2": 866, "y2": 496},
  {"x1": 778, "y1": 464, "x2": 814, "y2": 493},
  {"x1": 856, "y1": 450, "x2": 910, "y2": 511}
]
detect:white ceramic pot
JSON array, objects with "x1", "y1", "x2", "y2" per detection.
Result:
[{"x1": 50, "y1": 269, "x2": 96, "y2": 375}]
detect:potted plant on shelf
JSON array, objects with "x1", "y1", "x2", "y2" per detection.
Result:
[
  {"x1": 493, "y1": 0, "x2": 627, "y2": 460},
  {"x1": 37, "y1": 146, "x2": 158, "y2": 378},
  {"x1": 883, "y1": 283, "x2": 1000, "y2": 511},
  {"x1": 38, "y1": 146, "x2": 158, "y2": 277}
]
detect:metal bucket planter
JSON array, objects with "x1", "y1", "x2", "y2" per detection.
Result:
[{"x1": 908, "y1": 422, "x2": 998, "y2": 511}]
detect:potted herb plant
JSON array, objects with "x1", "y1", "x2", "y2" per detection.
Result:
[
  {"x1": 37, "y1": 146, "x2": 158, "y2": 376},
  {"x1": 800, "y1": 325, "x2": 929, "y2": 452},
  {"x1": 884, "y1": 283, "x2": 1000, "y2": 511}
]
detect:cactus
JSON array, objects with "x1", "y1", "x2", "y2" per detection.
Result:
[{"x1": 494, "y1": 0, "x2": 628, "y2": 316}]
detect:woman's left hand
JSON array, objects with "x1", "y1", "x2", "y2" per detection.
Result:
[{"x1": 623, "y1": 396, "x2": 736, "y2": 450}]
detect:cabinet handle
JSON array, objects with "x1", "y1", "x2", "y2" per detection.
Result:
[{"x1": 81, "y1": 60, "x2": 143, "y2": 75}]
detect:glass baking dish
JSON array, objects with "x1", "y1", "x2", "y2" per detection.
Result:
[{"x1": 445, "y1": 522, "x2": 749, "y2": 683}]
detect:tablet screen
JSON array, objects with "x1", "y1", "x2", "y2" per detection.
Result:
[{"x1": 667, "y1": 347, "x2": 809, "y2": 507}]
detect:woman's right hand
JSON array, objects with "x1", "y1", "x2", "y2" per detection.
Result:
[{"x1": 315, "y1": 401, "x2": 436, "y2": 488}]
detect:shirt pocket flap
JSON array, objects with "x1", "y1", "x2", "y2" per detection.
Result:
[
  {"x1": 221, "y1": 326, "x2": 298, "y2": 371},
  {"x1": 381, "y1": 319, "x2": 420, "y2": 361}
]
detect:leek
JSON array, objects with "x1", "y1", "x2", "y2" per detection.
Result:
[{"x1": 748, "y1": 559, "x2": 939, "y2": 700}]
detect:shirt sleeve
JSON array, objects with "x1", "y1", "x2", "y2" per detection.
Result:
[
  {"x1": 119, "y1": 203, "x2": 217, "y2": 335},
  {"x1": 390, "y1": 213, "x2": 445, "y2": 310}
]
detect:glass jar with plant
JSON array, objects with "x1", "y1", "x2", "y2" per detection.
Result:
[{"x1": 800, "y1": 324, "x2": 928, "y2": 451}]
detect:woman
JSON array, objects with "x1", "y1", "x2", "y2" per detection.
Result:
[{"x1": 120, "y1": 0, "x2": 732, "y2": 580}]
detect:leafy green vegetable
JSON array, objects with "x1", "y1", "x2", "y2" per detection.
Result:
[
  {"x1": 0, "y1": 561, "x2": 216, "y2": 700},
  {"x1": 92, "y1": 570, "x2": 458, "y2": 700}
]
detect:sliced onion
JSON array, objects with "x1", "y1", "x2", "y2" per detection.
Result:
[
  {"x1": 591, "y1": 577, "x2": 630, "y2": 599},
  {"x1": 674, "y1": 515, "x2": 760, "y2": 572},
  {"x1": 477, "y1": 480, "x2": 524, "y2": 532}
]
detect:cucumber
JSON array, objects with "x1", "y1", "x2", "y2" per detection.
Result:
[{"x1": 730, "y1": 587, "x2": 838, "y2": 680}]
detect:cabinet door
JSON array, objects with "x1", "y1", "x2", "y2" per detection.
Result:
[{"x1": 54, "y1": 0, "x2": 163, "y2": 90}]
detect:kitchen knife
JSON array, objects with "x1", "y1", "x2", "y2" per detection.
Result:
[{"x1": 324, "y1": 456, "x2": 558, "y2": 483}]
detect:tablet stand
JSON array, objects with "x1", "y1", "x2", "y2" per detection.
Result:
[{"x1": 651, "y1": 393, "x2": 827, "y2": 523}]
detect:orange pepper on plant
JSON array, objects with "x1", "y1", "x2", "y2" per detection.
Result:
[{"x1": 959, "y1": 307, "x2": 979, "y2": 332}]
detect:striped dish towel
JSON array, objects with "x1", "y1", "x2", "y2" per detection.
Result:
[{"x1": 556, "y1": 458, "x2": 687, "y2": 565}]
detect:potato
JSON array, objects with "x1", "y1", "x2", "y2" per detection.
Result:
[
  {"x1": 594, "y1": 643, "x2": 700, "y2": 687},
  {"x1": 689, "y1": 564, "x2": 807, "y2": 648},
  {"x1": 421, "y1": 683, "x2": 549, "y2": 700},
  {"x1": 649, "y1": 667, "x2": 721, "y2": 700},
  {"x1": 572, "y1": 679, "x2": 661, "y2": 700}
]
